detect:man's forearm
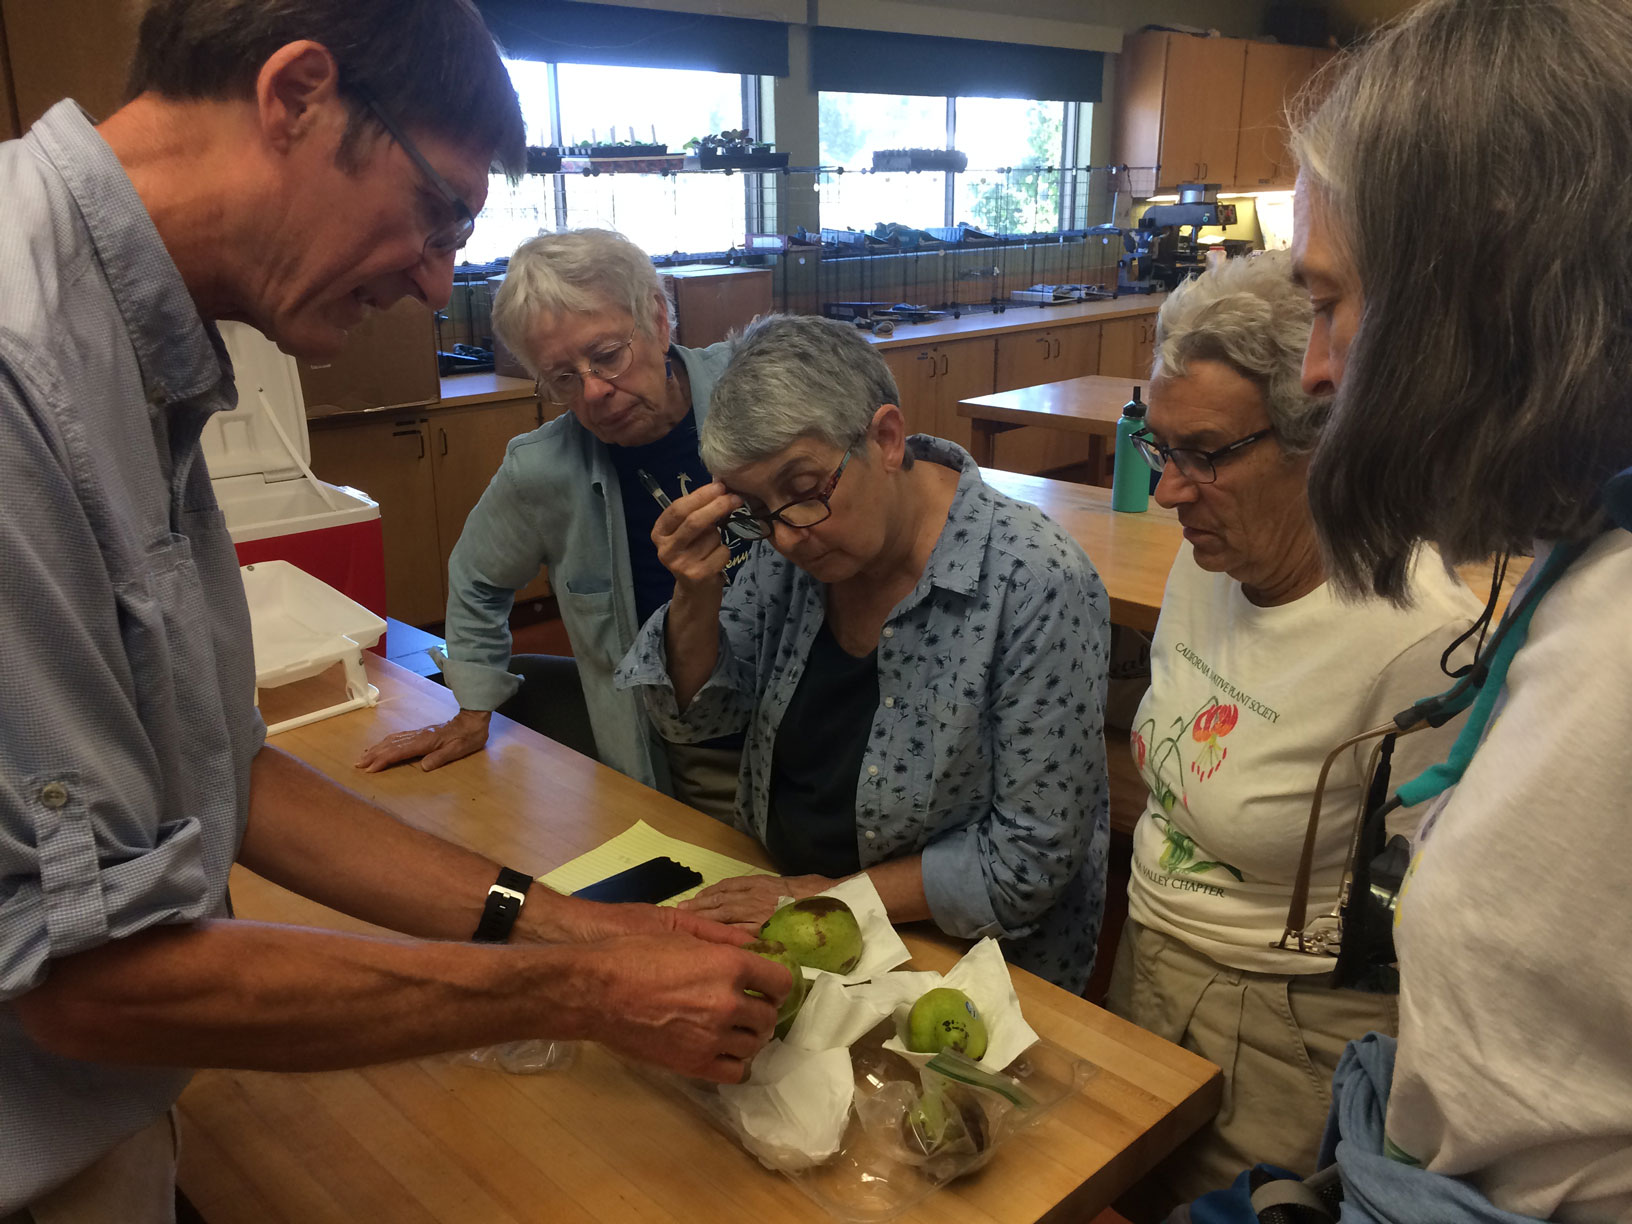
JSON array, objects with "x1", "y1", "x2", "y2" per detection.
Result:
[
  {"x1": 13, "y1": 919, "x2": 596, "y2": 1071},
  {"x1": 240, "y1": 745, "x2": 575, "y2": 944}
]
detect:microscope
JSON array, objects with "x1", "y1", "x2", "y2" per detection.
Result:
[{"x1": 1118, "y1": 184, "x2": 1238, "y2": 293}]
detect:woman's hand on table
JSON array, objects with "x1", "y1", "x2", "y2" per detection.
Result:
[
  {"x1": 354, "y1": 709, "x2": 492, "y2": 773},
  {"x1": 652, "y1": 480, "x2": 740, "y2": 594},
  {"x1": 678, "y1": 873, "x2": 833, "y2": 932}
]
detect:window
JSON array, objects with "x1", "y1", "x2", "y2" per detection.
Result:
[
  {"x1": 464, "y1": 61, "x2": 759, "y2": 264},
  {"x1": 816, "y1": 92, "x2": 1085, "y2": 235}
]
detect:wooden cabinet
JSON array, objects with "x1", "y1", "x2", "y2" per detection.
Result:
[
  {"x1": 310, "y1": 398, "x2": 546, "y2": 627},
  {"x1": 661, "y1": 265, "x2": 774, "y2": 348},
  {"x1": 1099, "y1": 315, "x2": 1159, "y2": 381},
  {"x1": 991, "y1": 325, "x2": 1103, "y2": 472},
  {"x1": 879, "y1": 339, "x2": 996, "y2": 454},
  {"x1": 1117, "y1": 31, "x2": 1248, "y2": 192},
  {"x1": 1, "y1": 0, "x2": 140, "y2": 130},
  {"x1": 1117, "y1": 31, "x2": 1333, "y2": 193},
  {"x1": 1234, "y1": 44, "x2": 1334, "y2": 190}
]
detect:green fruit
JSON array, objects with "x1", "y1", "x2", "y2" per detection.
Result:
[
  {"x1": 759, "y1": 897, "x2": 864, "y2": 974},
  {"x1": 906, "y1": 987, "x2": 989, "y2": 1060},
  {"x1": 746, "y1": 939, "x2": 808, "y2": 1037},
  {"x1": 904, "y1": 1084, "x2": 950, "y2": 1154}
]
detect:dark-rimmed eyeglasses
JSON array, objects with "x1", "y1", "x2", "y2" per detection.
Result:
[
  {"x1": 1131, "y1": 426, "x2": 1274, "y2": 484},
  {"x1": 721, "y1": 445, "x2": 858, "y2": 542},
  {"x1": 539, "y1": 329, "x2": 639, "y2": 405},
  {"x1": 359, "y1": 93, "x2": 476, "y2": 257}
]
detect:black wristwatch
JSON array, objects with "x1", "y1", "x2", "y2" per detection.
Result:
[{"x1": 471, "y1": 866, "x2": 534, "y2": 943}]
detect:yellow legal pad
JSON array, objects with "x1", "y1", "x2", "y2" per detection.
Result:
[{"x1": 537, "y1": 819, "x2": 774, "y2": 905}]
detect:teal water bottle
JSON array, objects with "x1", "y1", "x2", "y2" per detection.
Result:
[{"x1": 1111, "y1": 385, "x2": 1151, "y2": 513}]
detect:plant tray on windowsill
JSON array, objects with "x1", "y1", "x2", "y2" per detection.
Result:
[
  {"x1": 872, "y1": 149, "x2": 969, "y2": 173},
  {"x1": 690, "y1": 147, "x2": 790, "y2": 170},
  {"x1": 565, "y1": 143, "x2": 669, "y2": 158}
]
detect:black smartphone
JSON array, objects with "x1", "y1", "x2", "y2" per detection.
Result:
[{"x1": 571, "y1": 856, "x2": 704, "y2": 905}]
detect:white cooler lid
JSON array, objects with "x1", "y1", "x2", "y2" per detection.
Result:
[{"x1": 204, "y1": 321, "x2": 311, "y2": 482}]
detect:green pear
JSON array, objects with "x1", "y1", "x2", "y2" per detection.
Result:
[
  {"x1": 759, "y1": 897, "x2": 864, "y2": 974},
  {"x1": 745, "y1": 939, "x2": 808, "y2": 1037},
  {"x1": 904, "y1": 1083, "x2": 950, "y2": 1154},
  {"x1": 905, "y1": 987, "x2": 989, "y2": 1060}
]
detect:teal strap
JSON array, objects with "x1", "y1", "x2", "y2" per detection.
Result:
[{"x1": 1393, "y1": 542, "x2": 1584, "y2": 809}]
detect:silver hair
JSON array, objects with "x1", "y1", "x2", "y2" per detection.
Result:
[
  {"x1": 700, "y1": 315, "x2": 901, "y2": 474},
  {"x1": 491, "y1": 229, "x2": 677, "y2": 376},
  {"x1": 1291, "y1": 0, "x2": 1632, "y2": 601},
  {"x1": 1152, "y1": 250, "x2": 1327, "y2": 454}
]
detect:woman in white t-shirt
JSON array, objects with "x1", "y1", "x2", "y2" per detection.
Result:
[
  {"x1": 1279, "y1": 2, "x2": 1632, "y2": 1220},
  {"x1": 1103, "y1": 251, "x2": 1481, "y2": 1217}
]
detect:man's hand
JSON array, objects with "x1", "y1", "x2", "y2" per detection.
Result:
[
  {"x1": 520, "y1": 892, "x2": 751, "y2": 948},
  {"x1": 573, "y1": 936, "x2": 788, "y2": 1082},
  {"x1": 678, "y1": 873, "x2": 833, "y2": 931},
  {"x1": 355, "y1": 709, "x2": 492, "y2": 773}
]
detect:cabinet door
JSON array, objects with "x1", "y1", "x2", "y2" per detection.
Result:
[
  {"x1": 309, "y1": 417, "x2": 445, "y2": 627},
  {"x1": 1234, "y1": 42, "x2": 1311, "y2": 190},
  {"x1": 431, "y1": 400, "x2": 546, "y2": 600},
  {"x1": 1114, "y1": 32, "x2": 1170, "y2": 176},
  {"x1": 1133, "y1": 315, "x2": 1159, "y2": 382},
  {"x1": 1197, "y1": 38, "x2": 1249, "y2": 186},
  {"x1": 1098, "y1": 317, "x2": 1139, "y2": 380},
  {"x1": 880, "y1": 345, "x2": 942, "y2": 437},
  {"x1": 993, "y1": 331, "x2": 1058, "y2": 394},
  {"x1": 3, "y1": 0, "x2": 140, "y2": 128},
  {"x1": 929, "y1": 339, "x2": 996, "y2": 453}
]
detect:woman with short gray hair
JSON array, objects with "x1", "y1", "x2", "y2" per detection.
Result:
[
  {"x1": 1265, "y1": 0, "x2": 1632, "y2": 1217},
  {"x1": 617, "y1": 313, "x2": 1113, "y2": 992},
  {"x1": 1102, "y1": 250, "x2": 1481, "y2": 1216}
]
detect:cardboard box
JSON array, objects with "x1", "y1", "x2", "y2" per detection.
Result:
[{"x1": 296, "y1": 298, "x2": 440, "y2": 416}]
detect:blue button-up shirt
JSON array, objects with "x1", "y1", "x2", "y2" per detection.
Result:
[
  {"x1": 0, "y1": 101, "x2": 263, "y2": 1209},
  {"x1": 618, "y1": 438, "x2": 1111, "y2": 991}
]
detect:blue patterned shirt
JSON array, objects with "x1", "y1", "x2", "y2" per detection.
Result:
[
  {"x1": 617, "y1": 437, "x2": 1111, "y2": 990},
  {"x1": 0, "y1": 102, "x2": 263, "y2": 1209}
]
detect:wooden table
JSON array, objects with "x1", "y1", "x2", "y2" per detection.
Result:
[
  {"x1": 959, "y1": 376, "x2": 1146, "y2": 481},
  {"x1": 983, "y1": 469, "x2": 1531, "y2": 634},
  {"x1": 175, "y1": 659, "x2": 1222, "y2": 1224}
]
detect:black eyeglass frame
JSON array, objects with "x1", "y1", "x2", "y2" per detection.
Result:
[
  {"x1": 359, "y1": 92, "x2": 476, "y2": 256},
  {"x1": 1131, "y1": 426, "x2": 1275, "y2": 484}
]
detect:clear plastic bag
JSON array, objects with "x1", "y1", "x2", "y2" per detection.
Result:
[
  {"x1": 661, "y1": 1019, "x2": 1095, "y2": 1222},
  {"x1": 451, "y1": 1039, "x2": 578, "y2": 1074}
]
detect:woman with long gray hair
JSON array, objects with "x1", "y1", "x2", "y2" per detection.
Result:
[
  {"x1": 1104, "y1": 251, "x2": 1479, "y2": 1219},
  {"x1": 1257, "y1": 0, "x2": 1632, "y2": 1218},
  {"x1": 616, "y1": 314, "x2": 1112, "y2": 992}
]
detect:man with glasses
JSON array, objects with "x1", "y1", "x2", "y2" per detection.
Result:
[{"x1": 0, "y1": 4, "x2": 784, "y2": 1219}]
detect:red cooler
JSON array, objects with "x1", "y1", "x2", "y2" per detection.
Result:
[{"x1": 205, "y1": 322, "x2": 388, "y2": 650}]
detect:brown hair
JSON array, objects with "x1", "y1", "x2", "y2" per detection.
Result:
[{"x1": 126, "y1": 0, "x2": 526, "y2": 176}]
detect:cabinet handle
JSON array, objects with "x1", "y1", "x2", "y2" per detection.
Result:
[
  {"x1": 393, "y1": 427, "x2": 425, "y2": 460},
  {"x1": 939, "y1": 355, "x2": 949, "y2": 376},
  {"x1": 924, "y1": 350, "x2": 938, "y2": 378},
  {"x1": 439, "y1": 427, "x2": 448, "y2": 457},
  {"x1": 1037, "y1": 335, "x2": 1050, "y2": 360},
  {"x1": 1051, "y1": 338, "x2": 1062, "y2": 359}
]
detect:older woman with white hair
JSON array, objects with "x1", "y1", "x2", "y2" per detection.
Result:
[
  {"x1": 1103, "y1": 250, "x2": 1481, "y2": 1217},
  {"x1": 616, "y1": 314, "x2": 1112, "y2": 992},
  {"x1": 356, "y1": 229, "x2": 748, "y2": 817}
]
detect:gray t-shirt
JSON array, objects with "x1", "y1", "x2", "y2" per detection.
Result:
[{"x1": 0, "y1": 101, "x2": 264, "y2": 1210}]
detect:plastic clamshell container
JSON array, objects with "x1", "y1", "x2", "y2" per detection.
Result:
[
  {"x1": 654, "y1": 1021, "x2": 1094, "y2": 1223},
  {"x1": 241, "y1": 559, "x2": 385, "y2": 735}
]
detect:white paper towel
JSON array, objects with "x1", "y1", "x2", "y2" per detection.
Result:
[
  {"x1": 716, "y1": 1041, "x2": 854, "y2": 1170},
  {"x1": 882, "y1": 938, "x2": 1040, "y2": 1072}
]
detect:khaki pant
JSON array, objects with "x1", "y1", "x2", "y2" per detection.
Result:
[
  {"x1": 665, "y1": 742, "x2": 741, "y2": 824},
  {"x1": 7, "y1": 1112, "x2": 178, "y2": 1224},
  {"x1": 1104, "y1": 920, "x2": 1397, "y2": 1223}
]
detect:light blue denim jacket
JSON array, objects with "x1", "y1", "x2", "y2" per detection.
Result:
[
  {"x1": 439, "y1": 342, "x2": 733, "y2": 793},
  {"x1": 617, "y1": 438, "x2": 1112, "y2": 991}
]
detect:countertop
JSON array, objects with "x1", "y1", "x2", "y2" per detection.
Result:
[{"x1": 865, "y1": 293, "x2": 1167, "y2": 350}]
